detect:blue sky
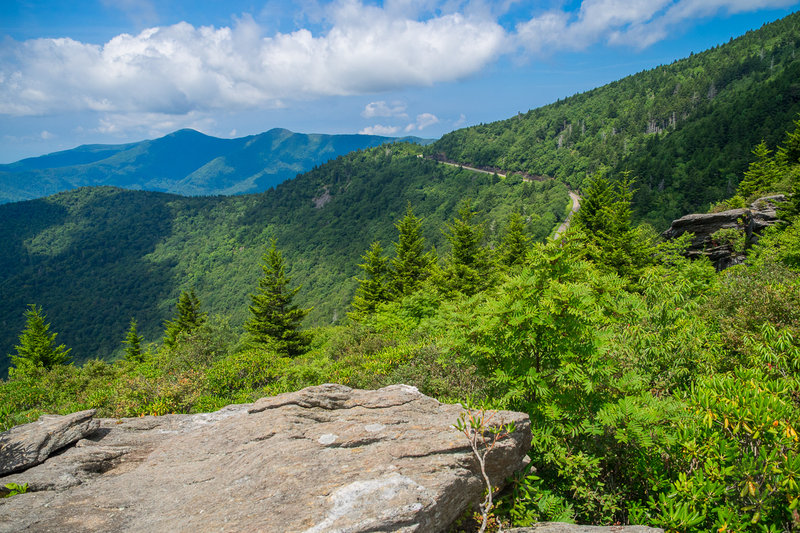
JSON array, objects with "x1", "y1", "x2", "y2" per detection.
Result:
[{"x1": 1, "y1": 1, "x2": 799, "y2": 163}]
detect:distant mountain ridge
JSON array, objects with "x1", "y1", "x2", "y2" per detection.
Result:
[{"x1": 0, "y1": 128, "x2": 432, "y2": 204}]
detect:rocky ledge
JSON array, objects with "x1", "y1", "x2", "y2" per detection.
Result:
[
  {"x1": 0, "y1": 384, "x2": 531, "y2": 532},
  {"x1": 662, "y1": 195, "x2": 785, "y2": 269}
]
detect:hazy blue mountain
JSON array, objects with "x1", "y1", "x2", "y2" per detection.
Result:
[{"x1": 0, "y1": 128, "x2": 432, "y2": 203}]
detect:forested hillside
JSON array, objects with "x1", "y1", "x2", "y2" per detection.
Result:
[
  {"x1": 0, "y1": 128, "x2": 428, "y2": 204},
  {"x1": 2, "y1": 114, "x2": 799, "y2": 532},
  {"x1": 0, "y1": 143, "x2": 568, "y2": 374},
  {"x1": 431, "y1": 11, "x2": 800, "y2": 228}
]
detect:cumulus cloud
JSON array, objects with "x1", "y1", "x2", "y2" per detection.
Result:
[
  {"x1": 404, "y1": 112, "x2": 439, "y2": 132},
  {"x1": 359, "y1": 124, "x2": 401, "y2": 135},
  {"x1": 516, "y1": 0, "x2": 798, "y2": 53},
  {"x1": 362, "y1": 100, "x2": 408, "y2": 118},
  {"x1": 0, "y1": 2, "x2": 505, "y2": 117}
]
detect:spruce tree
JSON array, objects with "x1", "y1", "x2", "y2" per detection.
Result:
[
  {"x1": 738, "y1": 141, "x2": 778, "y2": 198},
  {"x1": 351, "y1": 241, "x2": 390, "y2": 316},
  {"x1": 245, "y1": 239, "x2": 311, "y2": 357},
  {"x1": 574, "y1": 170, "x2": 615, "y2": 234},
  {"x1": 440, "y1": 200, "x2": 493, "y2": 295},
  {"x1": 776, "y1": 115, "x2": 800, "y2": 166},
  {"x1": 575, "y1": 172, "x2": 653, "y2": 281},
  {"x1": 123, "y1": 318, "x2": 144, "y2": 362},
  {"x1": 8, "y1": 304, "x2": 70, "y2": 375},
  {"x1": 163, "y1": 289, "x2": 207, "y2": 348},
  {"x1": 390, "y1": 204, "x2": 432, "y2": 297},
  {"x1": 499, "y1": 212, "x2": 530, "y2": 267}
]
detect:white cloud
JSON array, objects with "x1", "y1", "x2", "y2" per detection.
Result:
[
  {"x1": 359, "y1": 124, "x2": 401, "y2": 135},
  {"x1": 362, "y1": 100, "x2": 408, "y2": 118},
  {"x1": 94, "y1": 111, "x2": 216, "y2": 138},
  {"x1": 40, "y1": 130, "x2": 54, "y2": 139},
  {"x1": 405, "y1": 112, "x2": 439, "y2": 131},
  {"x1": 515, "y1": 0, "x2": 798, "y2": 53},
  {"x1": 0, "y1": 3, "x2": 506, "y2": 118}
]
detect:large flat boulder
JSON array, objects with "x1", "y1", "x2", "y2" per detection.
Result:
[
  {"x1": 0, "y1": 409, "x2": 98, "y2": 476},
  {"x1": 0, "y1": 384, "x2": 531, "y2": 532}
]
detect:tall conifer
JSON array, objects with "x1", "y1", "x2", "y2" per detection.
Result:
[
  {"x1": 163, "y1": 289, "x2": 206, "y2": 348},
  {"x1": 245, "y1": 239, "x2": 311, "y2": 357},
  {"x1": 499, "y1": 212, "x2": 530, "y2": 267},
  {"x1": 123, "y1": 318, "x2": 144, "y2": 362},
  {"x1": 440, "y1": 200, "x2": 493, "y2": 295},
  {"x1": 8, "y1": 304, "x2": 70, "y2": 375},
  {"x1": 351, "y1": 241, "x2": 390, "y2": 316},
  {"x1": 390, "y1": 204, "x2": 432, "y2": 297}
]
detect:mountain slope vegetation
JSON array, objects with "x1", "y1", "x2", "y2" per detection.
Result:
[
  {"x1": 430, "y1": 11, "x2": 800, "y2": 228},
  {"x1": 2, "y1": 12, "x2": 800, "y2": 533},
  {"x1": 0, "y1": 143, "x2": 568, "y2": 374},
  {"x1": 0, "y1": 128, "x2": 429, "y2": 204},
  {"x1": 2, "y1": 117, "x2": 799, "y2": 532}
]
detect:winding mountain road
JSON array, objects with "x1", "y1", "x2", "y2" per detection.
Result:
[
  {"x1": 552, "y1": 190, "x2": 581, "y2": 239},
  {"x1": 430, "y1": 157, "x2": 580, "y2": 239}
]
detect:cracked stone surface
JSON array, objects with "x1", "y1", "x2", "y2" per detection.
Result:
[
  {"x1": 0, "y1": 384, "x2": 531, "y2": 532},
  {"x1": 0, "y1": 409, "x2": 99, "y2": 476}
]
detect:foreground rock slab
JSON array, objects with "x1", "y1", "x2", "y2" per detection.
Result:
[
  {"x1": 0, "y1": 409, "x2": 98, "y2": 476},
  {"x1": 0, "y1": 384, "x2": 531, "y2": 532}
]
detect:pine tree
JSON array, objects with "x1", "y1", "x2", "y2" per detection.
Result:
[
  {"x1": 8, "y1": 304, "x2": 70, "y2": 375},
  {"x1": 575, "y1": 172, "x2": 653, "y2": 282},
  {"x1": 440, "y1": 200, "x2": 493, "y2": 295},
  {"x1": 574, "y1": 169, "x2": 615, "y2": 234},
  {"x1": 738, "y1": 141, "x2": 779, "y2": 198},
  {"x1": 163, "y1": 289, "x2": 207, "y2": 348},
  {"x1": 245, "y1": 239, "x2": 311, "y2": 357},
  {"x1": 776, "y1": 115, "x2": 800, "y2": 166},
  {"x1": 123, "y1": 318, "x2": 144, "y2": 362},
  {"x1": 351, "y1": 241, "x2": 390, "y2": 316},
  {"x1": 499, "y1": 212, "x2": 530, "y2": 267},
  {"x1": 390, "y1": 204, "x2": 432, "y2": 297}
]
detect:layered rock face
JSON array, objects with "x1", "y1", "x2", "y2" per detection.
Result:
[
  {"x1": 662, "y1": 195, "x2": 784, "y2": 269},
  {"x1": 0, "y1": 384, "x2": 531, "y2": 533}
]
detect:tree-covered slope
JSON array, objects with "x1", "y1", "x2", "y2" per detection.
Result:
[
  {"x1": 0, "y1": 128, "x2": 430, "y2": 204},
  {"x1": 430, "y1": 11, "x2": 800, "y2": 228},
  {"x1": 0, "y1": 144, "x2": 568, "y2": 374}
]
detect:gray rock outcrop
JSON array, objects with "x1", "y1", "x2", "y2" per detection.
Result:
[
  {"x1": 662, "y1": 195, "x2": 785, "y2": 269},
  {"x1": 0, "y1": 383, "x2": 531, "y2": 532},
  {"x1": 0, "y1": 409, "x2": 98, "y2": 476}
]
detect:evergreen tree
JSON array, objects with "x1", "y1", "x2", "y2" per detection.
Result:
[
  {"x1": 163, "y1": 289, "x2": 207, "y2": 348},
  {"x1": 776, "y1": 115, "x2": 800, "y2": 166},
  {"x1": 440, "y1": 200, "x2": 493, "y2": 295},
  {"x1": 499, "y1": 212, "x2": 530, "y2": 267},
  {"x1": 8, "y1": 304, "x2": 70, "y2": 375},
  {"x1": 351, "y1": 241, "x2": 390, "y2": 316},
  {"x1": 575, "y1": 172, "x2": 653, "y2": 282},
  {"x1": 245, "y1": 239, "x2": 311, "y2": 357},
  {"x1": 123, "y1": 318, "x2": 144, "y2": 362},
  {"x1": 390, "y1": 204, "x2": 432, "y2": 297},
  {"x1": 738, "y1": 141, "x2": 779, "y2": 198},
  {"x1": 574, "y1": 170, "x2": 615, "y2": 233}
]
